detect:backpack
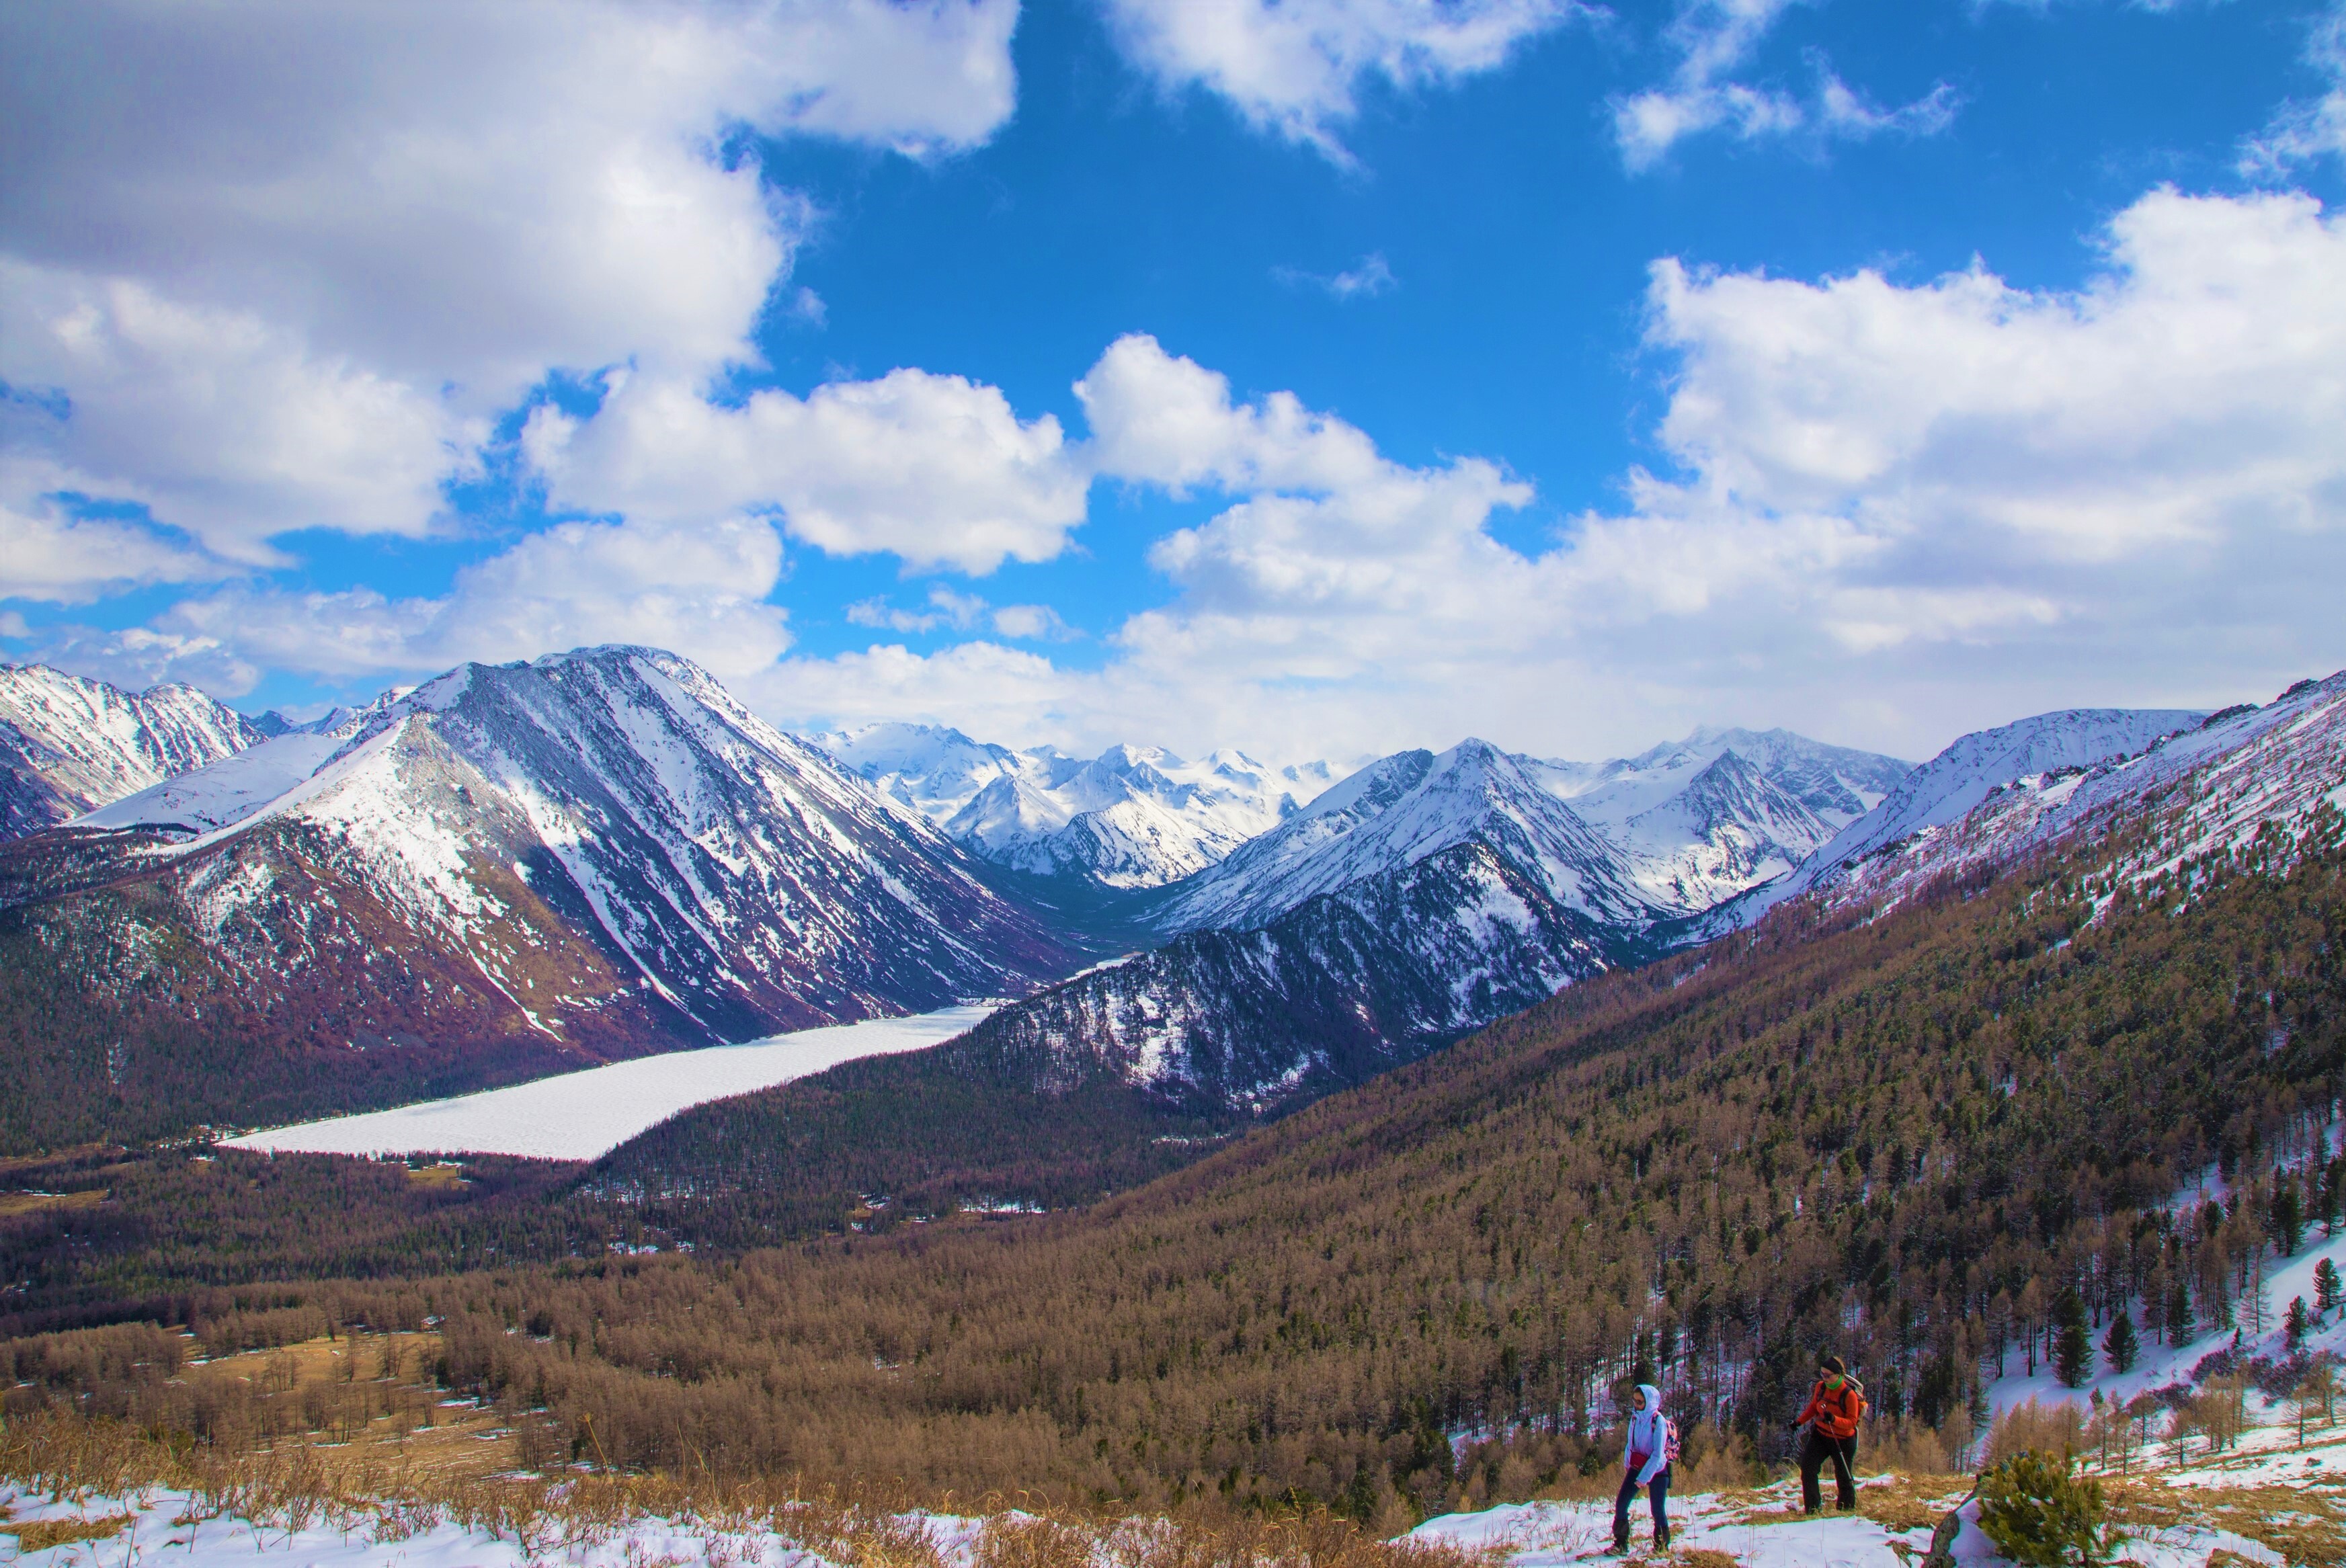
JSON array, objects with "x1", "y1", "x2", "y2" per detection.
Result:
[{"x1": 1662, "y1": 1415, "x2": 1681, "y2": 1468}]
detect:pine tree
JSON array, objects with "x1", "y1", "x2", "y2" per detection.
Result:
[
  {"x1": 2273, "y1": 1181, "x2": 2306, "y2": 1256},
  {"x1": 2288, "y1": 1295, "x2": 2312, "y2": 1351},
  {"x1": 2316, "y1": 1257, "x2": 2343, "y2": 1317},
  {"x1": 1978, "y1": 1452, "x2": 2119, "y2": 1568},
  {"x1": 2168, "y1": 1274, "x2": 2195, "y2": 1345},
  {"x1": 2103, "y1": 1310, "x2": 2138, "y2": 1375},
  {"x1": 2326, "y1": 1156, "x2": 2346, "y2": 1239},
  {"x1": 2054, "y1": 1284, "x2": 2092, "y2": 1389}
]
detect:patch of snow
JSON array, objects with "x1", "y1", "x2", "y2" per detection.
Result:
[{"x1": 222, "y1": 1001, "x2": 1002, "y2": 1161}]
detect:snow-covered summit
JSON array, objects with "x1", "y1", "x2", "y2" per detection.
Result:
[
  {"x1": 1152, "y1": 726, "x2": 1912, "y2": 936},
  {"x1": 0, "y1": 662, "x2": 267, "y2": 839},
  {"x1": 813, "y1": 723, "x2": 1343, "y2": 889}
]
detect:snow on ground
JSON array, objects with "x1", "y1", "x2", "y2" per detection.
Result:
[
  {"x1": 0, "y1": 1488, "x2": 997, "y2": 1568},
  {"x1": 1984, "y1": 1225, "x2": 2346, "y2": 1421},
  {"x1": 1411, "y1": 1471, "x2": 2299, "y2": 1568},
  {"x1": 221, "y1": 1002, "x2": 1001, "y2": 1161},
  {"x1": 2, "y1": 1460, "x2": 2324, "y2": 1568}
]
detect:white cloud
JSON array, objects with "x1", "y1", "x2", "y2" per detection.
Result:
[
  {"x1": 1100, "y1": 0, "x2": 1582, "y2": 159},
  {"x1": 2240, "y1": 1, "x2": 2346, "y2": 177},
  {"x1": 1273, "y1": 252, "x2": 1399, "y2": 298},
  {"x1": 760, "y1": 191, "x2": 2346, "y2": 763},
  {"x1": 48, "y1": 193, "x2": 2346, "y2": 766},
  {"x1": 1077, "y1": 333, "x2": 1397, "y2": 496},
  {"x1": 1, "y1": 262, "x2": 476, "y2": 559},
  {"x1": 0, "y1": 495, "x2": 237, "y2": 604},
  {"x1": 44, "y1": 515, "x2": 795, "y2": 696},
  {"x1": 1611, "y1": 1, "x2": 1956, "y2": 170},
  {"x1": 0, "y1": 1, "x2": 1020, "y2": 552},
  {"x1": 841, "y1": 587, "x2": 1073, "y2": 639},
  {"x1": 846, "y1": 585, "x2": 993, "y2": 633},
  {"x1": 989, "y1": 604, "x2": 1077, "y2": 641},
  {"x1": 523, "y1": 365, "x2": 1089, "y2": 575}
]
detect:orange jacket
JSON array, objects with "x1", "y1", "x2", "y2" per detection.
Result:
[{"x1": 1797, "y1": 1378, "x2": 1865, "y2": 1439}]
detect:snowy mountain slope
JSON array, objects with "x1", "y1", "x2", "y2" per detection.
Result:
[
  {"x1": 940, "y1": 836, "x2": 1627, "y2": 1116},
  {"x1": 816, "y1": 723, "x2": 1342, "y2": 889},
  {"x1": 1693, "y1": 702, "x2": 2219, "y2": 932},
  {"x1": 1154, "y1": 739, "x2": 1652, "y2": 932},
  {"x1": 1150, "y1": 728, "x2": 1910, "y2": 937},
  {"x1": 1715, "y1": 673, "x2": 2346, "y2": 928},
  {"x1": 1543, "y1": 724, "x2": 1910, "y2": 825},
  {"x1": 1607, "y1": 749, "x2": 1839, "y2": 910},
  {"x1": 77, "y1": 716, "x2": 383, "y2": 836},
  {"x1": 0, "y1": 663, "x2": 266, "y2": 839},
  {"x1": 0, "y1": 648, "x2": 1079, "y2": 1139},
  {"x1": 812, "y1": 721, "x2": 1036, "y2": 822}
]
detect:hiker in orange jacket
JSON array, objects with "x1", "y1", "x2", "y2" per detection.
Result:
[{"x1": 1792, "y1": 1355, "x2": 1865, "y2": 1514}]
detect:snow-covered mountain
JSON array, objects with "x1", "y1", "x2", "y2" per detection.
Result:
[
  {"x1": 815, "y1": 722, "x2": 1342, "y2": 889},
  {"x1": 0, "y1": 663, "x2": 268, "y2": 839},
  {"x1": 1151, "y1": 727, "x2": 1909, "y2": 936},
  {"x1": 1, "y1": 648, "x2": 1076, "y2": 1129},
  {"x1": 952, "y1": 831, "x2": 1625, "y2": 1114},
  {"x1": 1706, "y1": 676, "x2": 2346, "y2": 932},
  {"x1": 941, "y1": 725, "x2": 1911, "y2": 1114}
]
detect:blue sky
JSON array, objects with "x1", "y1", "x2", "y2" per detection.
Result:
[{"x1": 3, "y1": 0, "x2": 2343, "y2": 765}]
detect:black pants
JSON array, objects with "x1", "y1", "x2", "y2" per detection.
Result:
[
  {"x1": 1612, "y1": 1467, "x2": 1670, "y2": 1550},
  {"x1": 1801, "y1": 1430, "x2": 1857, "y2": 1513}
]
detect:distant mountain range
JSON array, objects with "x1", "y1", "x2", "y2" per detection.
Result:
[
  {"x1": 924, "y1": 727, "x2": 1910, "y2": 1114},
  {"x1": 813, "y1": 722, "x2": 1341, "y2": 889},
  {"x1": 5, "y1": 647, "x2": 2337, "y2": 1155}
]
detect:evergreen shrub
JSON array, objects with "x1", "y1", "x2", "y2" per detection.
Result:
[{"x1": 1976, "y1": 1451, "x2": 2121, "y2": 1568}]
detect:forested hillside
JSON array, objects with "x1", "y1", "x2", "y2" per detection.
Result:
[{"x1": 10, "y1": 803, "x2": 2338, "y2": 1521}]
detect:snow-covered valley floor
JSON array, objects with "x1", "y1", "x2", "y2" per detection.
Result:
[{"x1": 220, "y1": 1003, "x2": 1001, "y2": 1161}]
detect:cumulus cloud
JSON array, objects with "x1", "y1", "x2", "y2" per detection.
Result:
[
  {"x1": 1100, "y1": 0, "x2": 1583, "y2": 159},
  {"x1": 0, "y1": 1, "x2": 1020, "y2": 550},
  {"x1": 762, "y1": 190, "x2": 2346, "y2": 763},
  {"x1": 1612, "y1": 1, "x2": 1956, "y2": 171},
  {"x1": 522, "y1": 365, "x2": 1090, "y2": 575},
  {"x1": 43, "y1": 192, "x2": 2346, "y2": 765},
  {"x1": 846, "y1": 585, "x2": 993, "y2": 633},
  {"x1": 1, "y1": 262, "x2": 476, "y2": 559}
]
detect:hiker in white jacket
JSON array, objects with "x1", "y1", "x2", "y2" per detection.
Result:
[{"x1": 1611, "y1": 1383, "x2": 1672, "y2": 1554}]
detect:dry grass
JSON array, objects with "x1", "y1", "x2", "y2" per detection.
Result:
[
  {"x1": 1852, "y1": 1475, "x2": 1972, "y2": 1533},
  {"x1": 2103, "y1": 1477, "x2": 2346, "y2": 1568},
  {"x1": 0, "y1": 1187, "x2": 104, "y2": 1217},
  {"x1": 1675, "y1": 1550, "x2": 1740, "y2": 1568},
  {"x1": 2, "y1": 1515, "x2": 133, "y2": 1551},
  {"x1": 173, "y1": 1331, "x2": 519, "y2": 1487},
  {"x1": 401, "y1": 1162, "x2": 469, "y2": 1190},
  {"x1": 0, "y1": 1407, "x2": 1500, "y2": 1568}
]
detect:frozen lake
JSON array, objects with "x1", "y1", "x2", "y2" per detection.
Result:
[{"x1": 221, "y1": 1002, "x2": 1000, "y2": 1161}]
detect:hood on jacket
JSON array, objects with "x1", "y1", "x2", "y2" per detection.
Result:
[{"x1": 1637, "y1": 1383, "x2": 1662, "y2": 1413}]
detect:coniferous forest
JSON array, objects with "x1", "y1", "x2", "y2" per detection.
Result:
[{"x1": 6, "y1": 809, "x2": 2340, "y2": 1519}]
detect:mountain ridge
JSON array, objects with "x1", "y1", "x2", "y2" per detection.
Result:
[
  {"x1": 0, "y1": 647, "x2": 1077, "y2": 1150},
  {"x1": 0, "y1": 663, "x2": 268, "y2": 839}
]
